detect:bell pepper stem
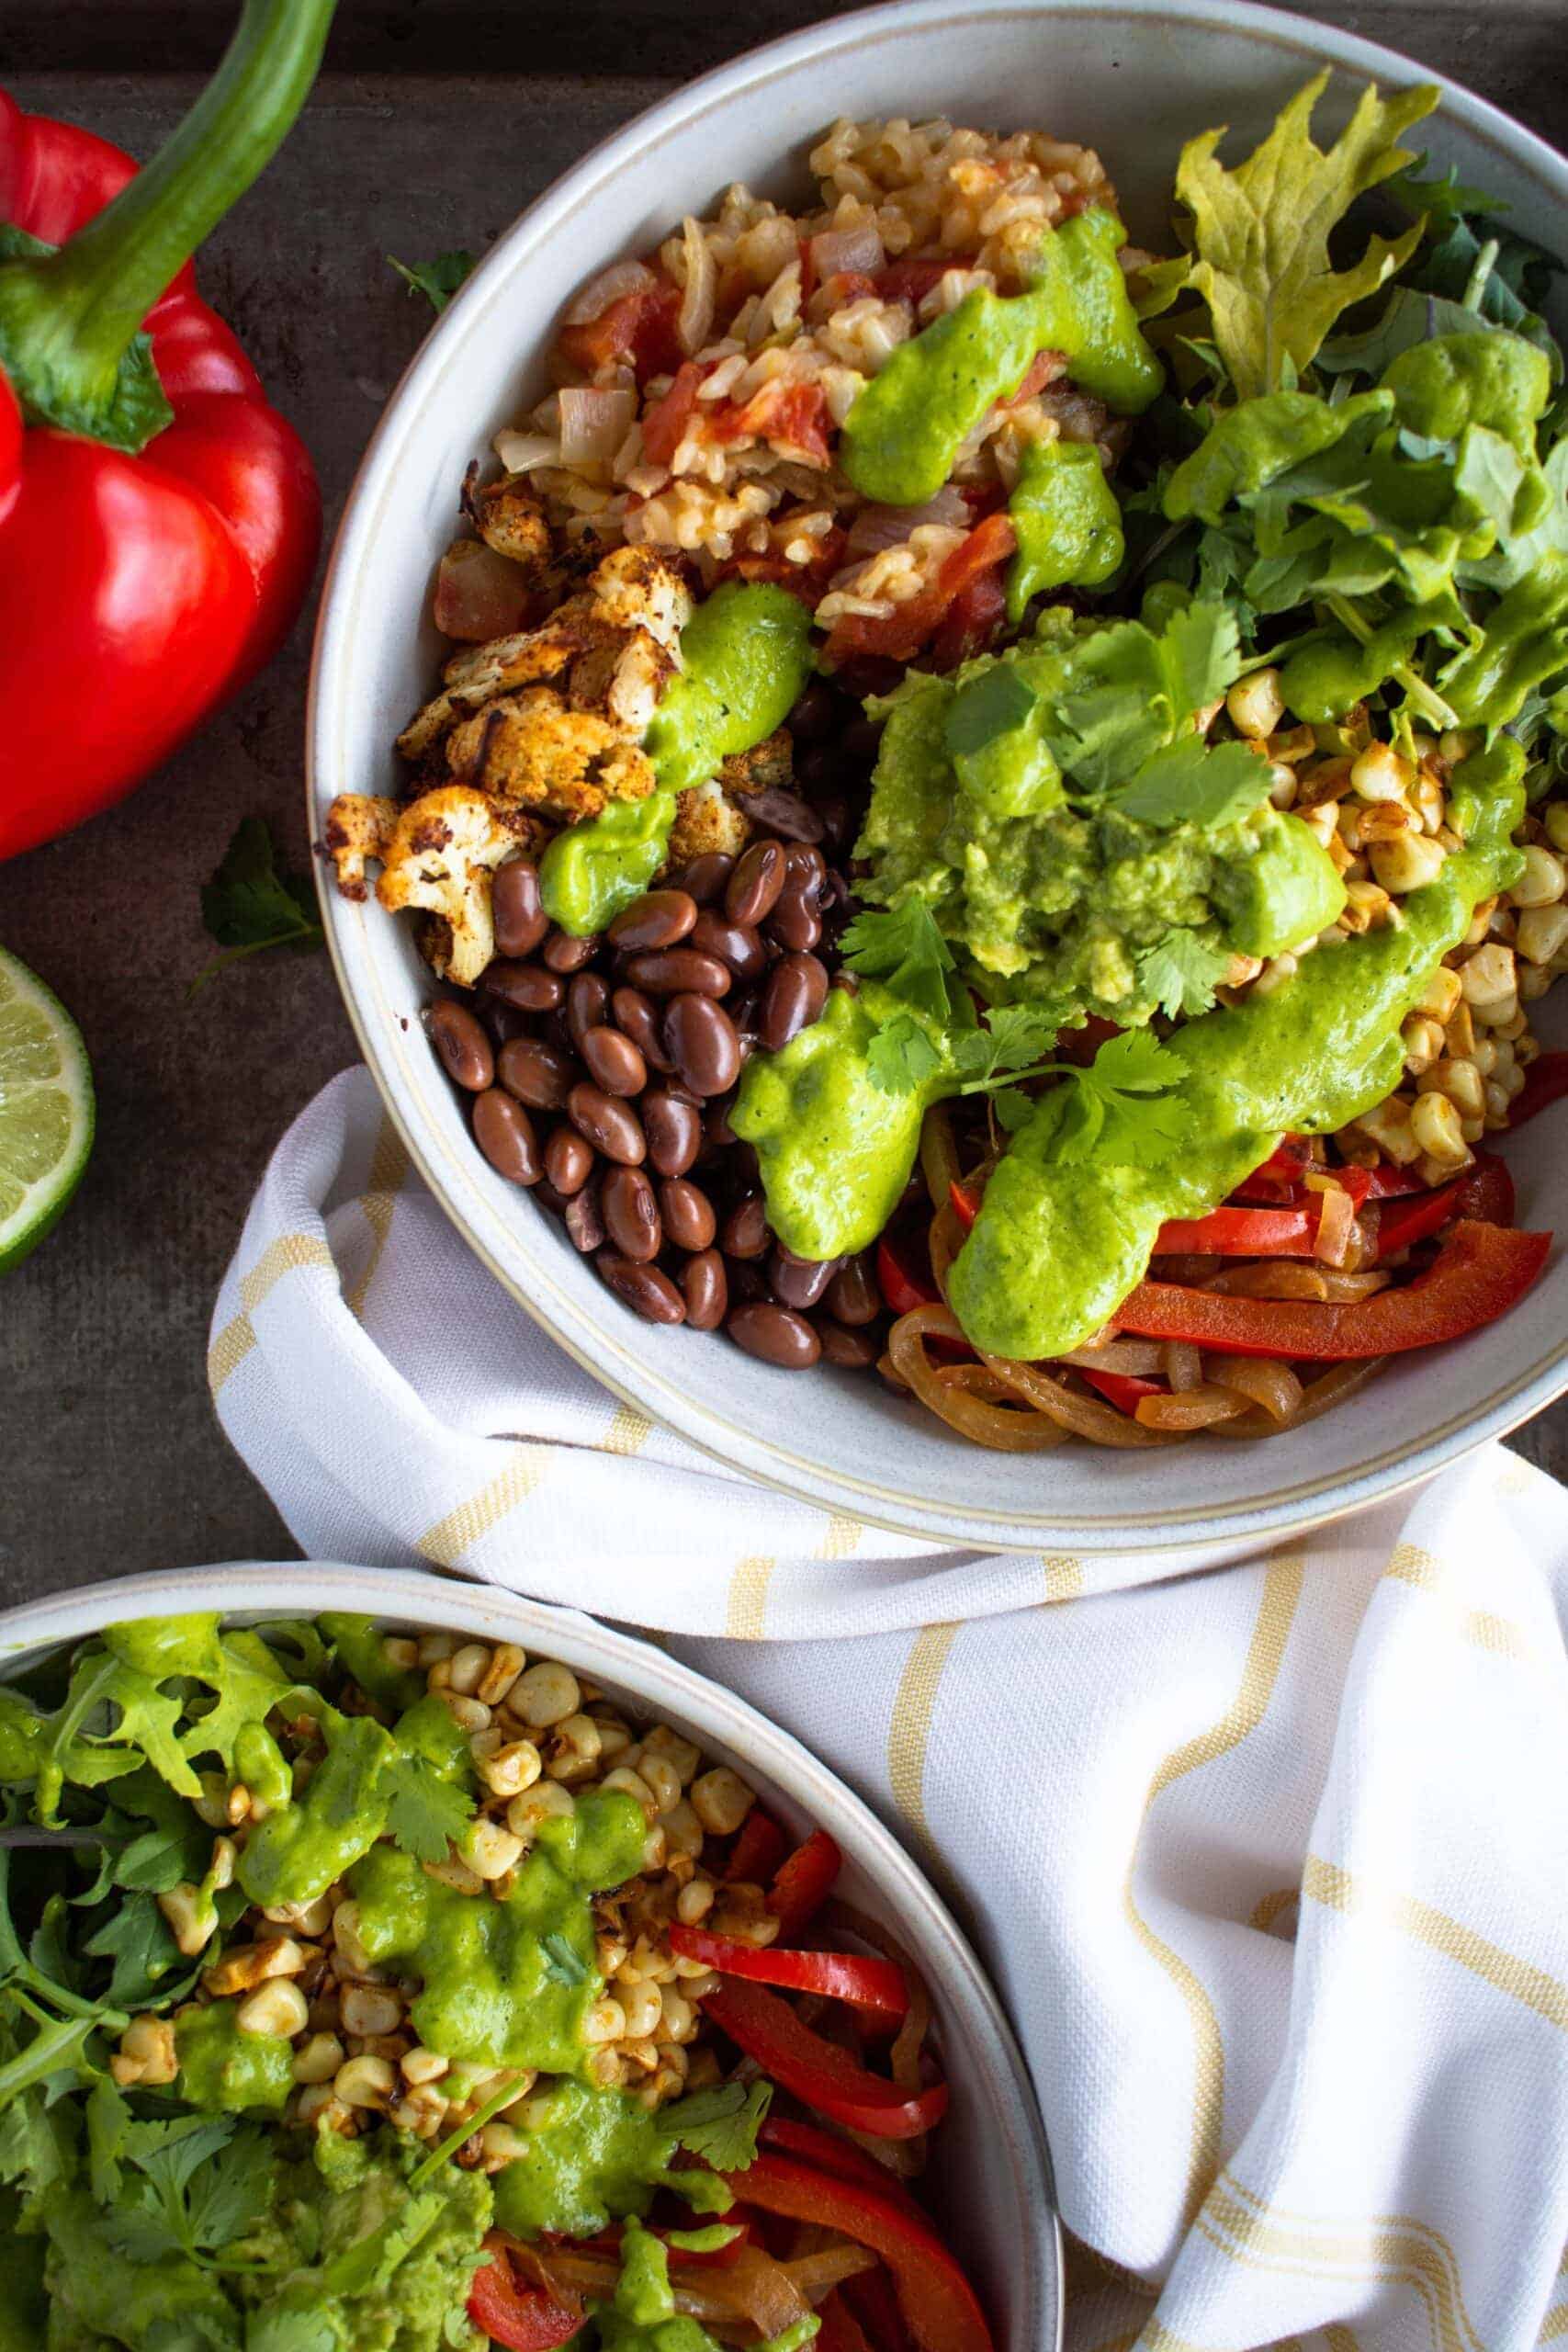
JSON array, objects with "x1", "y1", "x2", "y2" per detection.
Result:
[{"x1": 0, "y1": 0, "x2": 333, "y2": 434}]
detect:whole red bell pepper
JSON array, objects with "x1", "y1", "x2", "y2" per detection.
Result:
[{"x1": 0, "y1": 0, "x2": 332, "y2": 861}]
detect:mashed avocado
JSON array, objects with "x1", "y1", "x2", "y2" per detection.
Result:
[{"x1": 854, "y1": 641, "x2": 1345, "y2": 1023}]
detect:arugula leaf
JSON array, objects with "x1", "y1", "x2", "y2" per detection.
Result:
[
  {"x1": 1382, "y1": 156, "x2": 1508, "y2": 236},
  {"x1": 1113, "y1": 736, "x2": 1272, "y2": 829},
  {"x1": 1173, "y1": 72, "x2": 1436, "y2": 397},
  {"x1": 389, "y1": 251, "x2": 476, "y2": 314},
  {"x1": 1317, "y1": 286, "x2": 1494, "y2": 380},
  {"x1": 865, "y1": 1014, "x2": 946, "y2": 1098},
  {"x1": 540, "y1": 1932, "x2": 590, "y2": 1989},
  {"x1": 81, "y1": 1891, "x2": 192, "y2": 2013},
  {"x1": 192, "y1": 817, "x2": 324, "y2": 996},
  {"x1": 1138, "y1": 929, "x2": 1234, "y2": 1018},
  {"x1": 380, "y1": 1757, "x2": 475, "y2": 1868},
  {"x1": 657, "y1": 2079, "x2": 773, "y2": 2174},
  {"x1": 838, "y1": 901, "x2": 960, "y2": 1023}
]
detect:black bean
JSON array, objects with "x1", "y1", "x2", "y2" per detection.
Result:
[
  {"x1": 841, "y1": 714, "x2": 886, "y2": 769},
  {"x1": 786, "y1": 679, "x2": 842, "y2": 743},
  {"x1": 770, "y1": 1249, "x2": 836, "y2": 1310},
  {"x1": 483, "y1": 961, "x2": 564, "y2": 1013},
  {"x1": 607, "y1": 888, "x2": 698, "y2": 952},
  {"x1": 660, "y1": 1178, "x2": 716, "y2": 1253},
  {"x1": 477, "y1": 996, "x2": 530, "y2": 1048},
  {"x1": 826, "y1": 1253, "x2": 880, "y2": 1327},
  {"x1": 610, "y1": 985, "x2": 674, "y2": 1075},
  {"x1": 690, "y1": 909, "x2": 768, "y2": 981},
  {"x1": 566, "y1": 971, "x2": 611, "y2": 1050},
  {"x1": 767, "y1": 892, "x2": 822, "y2": 954},
  {"x1": 720, "y1": 1193, "x2": 770, "y2": 1261},
  {"x1": 703, "y1": 1096, "x2": 739, "y2": 1154},
  {"x1": 759, "y1": 952, "x2": 829, "y2": 1053},
  {"x1": 542, "y1": 928, "x2": 600, "y2": 974},
  {"x1": 795, "y1": 741, "x2": 850, "y2": 796},
  {"x1": 567, "y1": 1082, "x2": 646, "y2": 1167},
  {"x1": 643, "y1": 1091, "x2": 703, "y2": 1179},
  {"x1": 818, "y1": 1320, "x2": 879, "y2": 1369},
  {"x1": 601, "y1": 1166, "x2": 662, "y2": 1262},
  {"x1": 728, "y1": 1303, "x2": 821, "y2": 1369},
  {"x1": 742, "y1": 786, "x2": 824, "y2": 842},
  {"x1": 598, "y1": 1253, "x2": 685, "y2": 1325},
  {"x1": 581, "y1": 1024, "x2": 648, "y2": 1099},
  {"x1": 669, "y1": 853, "x2": 734, "y2": 906},
  {"x1": 624, "y1": 948, "x2": 731, "y2": 1000},
  {"x1": 472, "y1": 1088, "x2": 540, "y2": 1185},
  {"x1": 726, "y1": 1258, "x2": 773, "y2": 1306},
  {"x1": 682, "y1": 1250, "x2": 728, "y2": 1330},
  {"x1": 492, "y1": 858, "x2": 548, "y2": 958},
  {"x1": 428, "y1": 1000, "x2": 494, "y2": 1091},
  {"x1": 497, "y1": 1036, "x2": 576, "y2": 1112},
  {"x1": 565, "y1": 1184, "x2": 605, "y2": 1253},
  {"x1": 543, "y1": 1125, "x2": 596, "y2": 1196},
  {"x1": 665, "y1": 994, "x2": 741, "y2": 1098},
  {"x1": 534, "y1": 1178, "x2": 572, "y2": 1217},
  {"x1": 726, "y1": 839, "x2": 787, "y2": 928}
]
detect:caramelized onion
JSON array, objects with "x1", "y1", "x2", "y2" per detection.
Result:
[
  {"x1": 887, "y1": 1308, "x2": 1067, "y2": 1449},
  {"x1": 678, "y1": 217, "x2": 716, "y2": 356},
  {"x1": 1133, "y1": 1384, "x2": 1250, "y2": 1431},
  {"x1": 919, "y1": 1103, "x2": 961, "y2": 1213},
  {"x1": 1163, "y1": 1340, "x2": 1202, "y2": 1393},
  {"x1": 1059, "y1": 1340, "x2": 1165, "y2": 1375},
  {"x1": 1211, "y1": 1355, "x2": 1388, "y2": 1438},
  {"x1": 973, "y1": 1351, "x2": 1181, "y2": 1448},
  {"x1": 564, "y1": 258, "x2": 657, "y2": 323},
  {"x1": 1206, "y1": 1261, "x2": 1393, "y2": 1302},
  {"x1": 1205, "y1": 1356, "x2": 1304, "y2": 1422}
]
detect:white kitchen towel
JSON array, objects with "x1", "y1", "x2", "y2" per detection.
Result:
[{"x1": 213, "y1": 1064, "x2": 1568, "y2": 2352}]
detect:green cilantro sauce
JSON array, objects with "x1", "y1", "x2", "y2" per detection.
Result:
[
  {"x1": 839, "y1": 208, "x2": 1160, "y2": 507},
  {"x1": 601, "y1": 2221, "x2": 819, "y2": 2352},
  {"x1": 347, "y1": 1788, "x2": 647, "y2": 2071},
  {"x1": 540, "y1": 582, "x2": 815, "y2": 935},
  {"x1": 1004, "y1": 436, "x2": 1125, "y2": 622},
  {"x1": 948, "y1": 740, "x2": 1527, "y2": 1358},
  {"x1": 176, "y1": 1998, "x2": 294, "y2": 2113},
  {"x1": 492, "y1": 2077, "x2": 723, "y2": 2240}
]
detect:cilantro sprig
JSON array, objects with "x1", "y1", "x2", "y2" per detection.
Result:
[
  {"x1": 656, "y1": 2079, "x2": 773, "y2": 2174},
  {"x1": 96, "y1": 2102, "x2": 278, "y2": 2272},
  {"x1": 192, "y1": 816, "x2": 323, "y2": 996},
  {"x1": 389, "y1": 250, "x2": 476, "y2": 314}
]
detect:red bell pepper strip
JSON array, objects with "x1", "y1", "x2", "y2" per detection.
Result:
[
  {"x1": 704, "y1": 1981, "x2": 945, "y2": 2141},
  {"x1": 669, "y1": 1923, "x2": 909, "y2": 2018},
  {"x1": 818, "y1": 2289, "x2": 879, "y2": 2352},
  {"x1": 0, "y1": 1, "x2": 329, "y2": 861},
  {"x1": 720, "y1": 2154, "x2": 993, "y2": 2352},
  {"x1": 1154, "y1": 1203, "x2": 1319, "y2": 1258},
  {"x1": 468, "y1": 2246, "x2": 583, "y2": 2352},
  {"x1": 767, "y1": 1826, "x2": 842, "y2": 1936},
  {"x1": 1113, "y1": 1218, "x2": 1551, "y2": 1360},
  {"x1": 1509, "y1": 1049, "x2": 1568, "y2": 1131},
  {"x1": 1077, "y1": 1367, "x2": 1165, "y2": 1414},
  {"x1": 843, "y1": 2266, "x2": 919, "y2": 2352},
  {"x1": 759, "y1": 2118, "x2": 933, "y2": 2222},
  {"x1": 949, "y1": 1182, "x2": 979, "y2": 1233},
  {"x1": 725, "y1": 1805, "x2": 789, "y2": 1886},
  {"x1": 1374, "y1": 1151, "x2": 1516, "y2": 1260},
  {"x1": 876, "y1": 1238, "x2": 939, "y2": 1317},
  {"x1": 1232, "y1": 1136, "x2": 1315, "y2": 1202}
]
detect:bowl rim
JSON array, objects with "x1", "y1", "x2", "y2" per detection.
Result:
[
  {"x1": 307, "y1": 0, "x2": 1568, "y2": 1555},
  {"x1": 0, "y1": 1561, "x2": 1062, "y2": 2352}
]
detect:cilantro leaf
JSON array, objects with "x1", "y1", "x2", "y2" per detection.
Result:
[
  {"x1": 944, "y1": 665, "x2": 1039, "y2": 758},
  {"x1": 1174, "y1": 71, "x2": 1436, "y2": 397},
  {"x1": 1138, "y1": 929, "x2": 1234, "y2": 1019},
  {"x1": 838, "y1": 901, "x2": 959, "y2": 1023},
  {"x1": 389, "y1": 251, "x2": 476, "y2": 314},
  {"x1": 1113, "y1": 736, "x2": 1272, "y2": 829},
  {"x1": 540, "y1": 1932, "x2": 590, "y2": 1988},
  {"x1": 192, "y1": 817, "x2": 324, "y2": 996},
  {"x1": 865, "y1": 1014, "x2": 946, "y2": 1099},
  {"x1": 381, "y1": 1757, "x2": 475, "y2": 1867},
  {"x1": 1043, "y1": 602, "x2": 1241, "y2": 791},
  {"x1": 657, "y1": 2079, "x2": 773, "y2": 2174},
  {"x1": 1049, "y1": 1030, "x2": 1189, "y2": 1167},
  {"x1": 101, "y1": 2113, "x2": 276, "y2": 2271},
  {"x1": 950, "y1": 1005, "x2": 1059, "y2": 1093},
  {"x1": 993, "y1": 1087, "x2": 1037, "y2": 1135}
]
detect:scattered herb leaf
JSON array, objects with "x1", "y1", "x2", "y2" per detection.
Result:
[
  {"x1": 389, "y1": 251, "x2": 477, "y2": 314},
  {"x1": 193, "y1": 817, "x2": 323, "y2": 996}
]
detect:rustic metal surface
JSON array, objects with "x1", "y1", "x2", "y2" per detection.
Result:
[{"x1": 1, "y1": 0, "x2": 1565, "y2": 1606}]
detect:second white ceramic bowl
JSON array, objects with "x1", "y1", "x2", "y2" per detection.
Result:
[
  {"x1": 309, "y1": 0, "x2": 1568, "y2": 1555},
  {"x1": 0, "y1": 1563, "x2": 1058, "y2": 2351}
]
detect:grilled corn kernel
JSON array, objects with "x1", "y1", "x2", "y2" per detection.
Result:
[
  {"x1": 1517, "y1": 904, "x2": 1568, "y2": 966},
  {"x1": 1225, "y1": 667, "x2": 1283, "y2": 740},
  {"x1": 341, "y1": 1984, "x2": 403, "y2": 2039},
  {"x1": 332, "y1": 1902, "x2": 375, "y2": 1977},
  {"x1": 236, "y1": 1979, "x2": 310, "y2": 2039},
  {"x1": 1370, "y1": 832, "x2": 1446, "y2": 896},
  {"x1": 1415, "y1": 966, "x2": 1463, "y2": 1023},
  {"x1": 1349, "y1": 742, "x2": 1410, "y2": 804},
  {"x1": 334, "y1": 2055, "x2": 397, "y2": 2109},
  {"x1": 447, "y1": 1644, "x2": 493, "y2": 1697},
  {"x1": 1410, "y1": 1090, "x2": 1468, "y2": 1164},
  {"x1": 507, "y1": 1781, "x2": 576, "y2": 1839},
  {"x1": 292, "y1": 2032, "x2": 345, "y2": 2084},
  {"x1": 478, "y1": 1738, "x2": 543, "y2": 1799},
  {"x1": 1511, "y1": 845, "x2": 1566, "y2": 908},
  {"x1": 690, "y1": 1769, "x2": 756, "y2": 1836},
  {"x1": 478, "y1": 1644, "x2": 527, "y2": 1708},
  {"x1": 675, "y1": 1877, "x2": 716, "y2": 1926},
  {"x1": 463, "y1": 1819, "x2": 525, "y2": 1881},
  {"x1": 510, "y1": 1663, "x2": 582, "y2": 1729},
  {"x1": 583, "y1": 2000, "x2": 626, "y2": 2046}
]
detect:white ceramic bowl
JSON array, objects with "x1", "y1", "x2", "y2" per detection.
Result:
[
  {"x1": 0, "y1": 1562, "x2": 1058, "y2": 2351},
  {"x1": 309, "y1": 0, "x2": 1568, "y2": 1555}
]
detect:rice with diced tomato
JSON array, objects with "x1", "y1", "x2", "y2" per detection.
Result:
[{"x1": 494, "y1": 117, "x2": 1126, "y2": 669}]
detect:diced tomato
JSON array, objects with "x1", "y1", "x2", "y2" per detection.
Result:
[
  {"x1": 669, "y1": 1923, "x2": 908, "y2": 2018},
  {"x1": 1077, "y1": 1367, "x2": 1166, "y2": 1414},
  {"x1": 468, "y1": 2245, "x2": 582, "y2": 2351},
  {"x1": 820, "y1": 270, "x2": 881, "y2": 305},
  {"x1": 768, "y1": 1826, "x2": 842, "y2": 1936},
  {"x1": 1114, "y1": 1218, "x2": 1551, "y2": 1359},
  {"x1": 874, "y1": 257, "x2": 976, "y2": 305},
  {"x1": 712, "y1": 379, "x2": 833, "y2": 465},
  {"x1": 1000, "y1": 347, "x2": 1065, "y2": 407},
  {"x1": 1509, "y1": 1049, "x2": 1568, "y2": 1130},
  {"x1": 640, "y1": 359, "x2": 705, "y2": 466},
  {"x1": 823, "y1": 513, "x2": 1017, "y2": 669},
  {"x1": 725, "y1": 1806, "x2": 790, "y2": 1885},
  {"x1": 557, "y1": 279, "x2": 683, "y2": 383},
  {"x1": 929, "y1": 564, "x2": 1008, "y2": 670}
]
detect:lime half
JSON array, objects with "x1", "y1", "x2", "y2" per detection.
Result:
[{"x1": 0, "y1": 947, "x2": 95, "y2": 1273}]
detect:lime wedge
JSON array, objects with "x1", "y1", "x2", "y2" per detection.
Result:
[{"x1": 0, "y1": 946, "x2": 95, "y2": 1273}]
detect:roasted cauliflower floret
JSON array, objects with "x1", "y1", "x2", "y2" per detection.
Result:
[
  {"x1": 666, "y1": 779, "x2": 751, "y2": 867},
  {"x1": 718, "y1": 726, "x2": 795, "y2": 796},
  {"x1": 584, "y1": 544, "x2": 694, "y2": 651},
  {"x1": 569, "y1": 628, "x2": 677, "y2": 738},
  {"x1": 321, "y1": 793, "x2": 399, "y2": 900},
  {"x1": 446, "y1": 685, "x2": 656, "y2": 820},
  {"x1": 467, "y1": 468, "x2": 558, "y2": 579},
  {"x1": 375, "y1": 786, "x2": 536, "y2": 985}
]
